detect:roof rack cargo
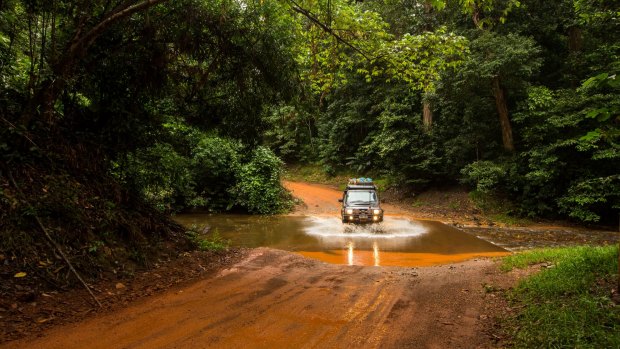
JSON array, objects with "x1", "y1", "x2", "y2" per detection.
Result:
[
  {"x1": 348, "y1": 177, "x2": 374, "y2": 185},
  {"x1": 347, "y1": 178, "x2": 377, "y2": 189}
]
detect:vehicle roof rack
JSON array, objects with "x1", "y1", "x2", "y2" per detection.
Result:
[
  {"x1": 347, "y1": 178, "x2": 376, "y2": 189},
  {"x1": 348, "y1": 177, "x2": 374, "y2": 184}
]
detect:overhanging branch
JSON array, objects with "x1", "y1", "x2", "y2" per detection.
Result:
[
  {"x1": 287, "y1": 0, "x2": 371, "y2": 61},
  {"x1": 67, "y1": 0, "x2": 169, "y2": 62}
]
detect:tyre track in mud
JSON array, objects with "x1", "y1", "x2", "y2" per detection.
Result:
[
  {"x1": 3, "y1": 181, "x2": 516, "y2": 349},
  {"x1": 4, "y1": 248, "x2": 513, "y2": 349}
]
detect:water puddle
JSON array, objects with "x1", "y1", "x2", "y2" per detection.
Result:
[{"x1": 174, "y1": 214, "x2": 509, "y2": 267}]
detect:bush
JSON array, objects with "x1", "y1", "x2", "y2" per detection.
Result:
[
  {"x1": 230, "y1": 146, "x2": 293, "y2": 214},
  {"x1": 118, "y1": 143, "x2": 196, "y2": 211},
  {"x1": 558, "y1": 175, "x2": 620, "y2": 222},
  {"x1": 460, "y1": 160, "x2": 507, "y2": 193},
  {"x1": 186, "y1": 229, "x2": 230, "y2": 251},
  {"x1": 117, "y1": 126, "x2": 292, "y2": 214},
  {"x1": 191, "y1": 136, "x2": 243, "y2": 210}
]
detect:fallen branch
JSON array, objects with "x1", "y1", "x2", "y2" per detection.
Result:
[{"x1": 5, "y1": 170, "x2": 102, "y2": 307}]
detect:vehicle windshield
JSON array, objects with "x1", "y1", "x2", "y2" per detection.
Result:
[{"x1": 345, "y1": 190, "x2": 378, "y2": 205}]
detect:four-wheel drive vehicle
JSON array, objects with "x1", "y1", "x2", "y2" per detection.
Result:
[{"x1": 339, "y1": 178, "x2": 384, "y2": 224}]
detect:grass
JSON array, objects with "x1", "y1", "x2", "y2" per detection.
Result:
[
  {"x1": 448, "y1": 200, "x2": 461, "y2": 210},
  {"x1": 501, "y1": 245, "x2": 620, "y2": 348},
  {"x1": 468, "y1": 190, "x2": 513, "y2": 214},
  {"x1": 186, "y1": 228, "x2": 230, "y2": 252},
  {"x1": 468, "y1": 190, "x2": 537, "y2": 226},
  {"x1": 411, "y1": 199, "x2": 427, "y2": 208},
  {"x1": 490, "y1": 213, "x2": 535, "y2": 226}
]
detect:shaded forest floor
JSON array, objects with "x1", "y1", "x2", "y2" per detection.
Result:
[{"x1": 0, "y1": 249, "x2": 248, "y2": 344}]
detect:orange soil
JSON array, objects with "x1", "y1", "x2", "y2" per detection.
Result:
[
  {"x1": 284, "y1": 180, "x2": 408, "y2": 217},
  {"x1": 3, "y1": 249, "x2": 516, "y2": 349},
  {"x1": 2, "y1": 181, "x2": 519, "y2": 349}
]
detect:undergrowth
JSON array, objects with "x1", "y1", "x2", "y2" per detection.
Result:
[
  {"x1": 0, "y1": 159, "x2": 188, "y2": 293},
  {"x1": 284, "y1": 164, "x2": 389, "y2": 192},
  {"x1": 186, "y1": 229, "x2": 230, "y2": 252},
  {"x1": 501, "y1": 246, "x2": 620, "y2": 348},
  {"x1": 284, "y1": 163, "x2": 354, "y2": 186}
]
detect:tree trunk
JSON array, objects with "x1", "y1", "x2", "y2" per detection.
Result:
[
  {"x1": 568, "y1": 26, "x2": 582, "y2": 88},
  {"x1": 19, "y1": 0, "x2": 170, "y2": 127},
  {"x1": 423, "y1": 100, "x2": 432, "y2": 129},
  {"x1": 491, "y1": 76, "x2": 515, "y2": 152},
  {"x1": 421, "y1": 2, "x2": 434, "y2": 131},
  {"x1": 568, "y1": 26, "x2": 582, "y2": 53}
]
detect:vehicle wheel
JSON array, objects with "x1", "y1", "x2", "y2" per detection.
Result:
[{"x1": 342, "y1": 218, "x2": 347, "y2": 224}]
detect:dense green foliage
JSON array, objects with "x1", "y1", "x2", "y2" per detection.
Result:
[
  {"x1": 116, "y1": 123, "x2": 291, "y2": 213},
  {"x1": 502, "y1": 246, "x2": 620, "y2": 348},
  {"x1": 2, "y1": 0, "x2": 615, "y2": 231},
  {"x1": 0, "y1": 0, "x2": 618, "y2": 284},
  {"x1": 0, "y1": 0, "x2": 296, "y2": 208},
  {"x1": 261, "y1": 0, "x2": 620, "y2": 224},
  {"x1": 0, "y1": 0, "x2": 296, "y2": 282}
]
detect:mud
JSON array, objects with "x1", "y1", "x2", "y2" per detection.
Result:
[
  {"x1": 3, "y1": 248, "x2": 516, "y2": 349},
  {"x1": 2, "y1": 181, "x2": 614, "y2": 349},
  {"x1": 462, "y1": 226, "x2": 619, "y2": 251}
]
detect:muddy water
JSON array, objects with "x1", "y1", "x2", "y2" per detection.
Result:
[{"x1": 174, "y1": 214, "x2": 509, "y2": 267}]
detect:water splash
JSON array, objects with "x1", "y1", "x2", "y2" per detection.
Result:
[{"x1": 303, "y1": 216, "x2": 427, "y2": 239}]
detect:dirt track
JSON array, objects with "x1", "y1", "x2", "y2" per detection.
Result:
[
  {"x1": 284, "y1": 180, "x2": 408, "y2": 217},
  {"x1": 4, "y1": 248, "x2": 514, "y2": 349},
  {"x1": 3, "y1": 182, "x2": 516, "y2": 349}
]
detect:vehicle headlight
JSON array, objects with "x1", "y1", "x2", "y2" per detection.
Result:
[
  {"x1": 346, "y1": 209, "x2": 354, "y2": 214},
  {"x1": 373, "y1": 209, "x2": 381, "y2": 215}
]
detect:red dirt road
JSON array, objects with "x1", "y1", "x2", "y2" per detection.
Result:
[
  {"x1": 4, "y1": 249, "x2": 513, "y2": 349},
  {"x1": 3, "y1": 181, "x2": 516, "y2": 349},
  {"x1": 284, "y1": 180, "x2": 408, "y2": 216}
]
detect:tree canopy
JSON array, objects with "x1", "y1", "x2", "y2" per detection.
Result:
[{"x1": 0, "y1": 0, "x2": 618, "y2": 287}]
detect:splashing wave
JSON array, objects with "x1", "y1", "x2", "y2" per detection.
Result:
[{"x1": 303, "y1": 216, "x2": 427, "y2": 239}]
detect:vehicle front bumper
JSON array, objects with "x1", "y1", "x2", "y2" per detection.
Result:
[{"x1": 342, "y1": 210, "x2": 384, "y2": 224}]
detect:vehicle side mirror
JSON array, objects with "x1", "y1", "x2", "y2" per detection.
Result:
[{"x1": 338, "y1": 199, "x2": 343, "y2": 203}]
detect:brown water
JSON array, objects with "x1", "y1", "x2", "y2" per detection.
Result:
[{"x1": 174, "y1": 214, "x2": 510, "y2": 267}]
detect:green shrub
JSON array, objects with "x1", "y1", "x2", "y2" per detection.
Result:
[
  {"x1": 116, "y1": 128, "x2": 292, "y2": 214},
  {"x1": 558, "y1": 175, "x2": 620, "y2": 222},
  {"x1": 460, "y1": 160, "x2": 507, "y2": 193},
  {"x1": 191, "y1": 136, "x2": 243, "y2": 211},
  {"x1": 230, "y1": 146, "x2": 293, "y2": 214},
  {"x1": 118, "y1": 143, "x2": 196, "y2": 211},
  {"x1": 186, "y1": 229, "x2": 230, "y2": 251}
]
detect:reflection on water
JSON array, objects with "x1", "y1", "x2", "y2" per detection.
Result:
[
  {"x1": 174, "y1": 214, "x2": 509, "y2": 267},
  {"x1": 373, "y1": 241, "x2": 379, "y2": 267},
  {"x1": 348, "y1": 241, "x2": 354, "y2": 266}
]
